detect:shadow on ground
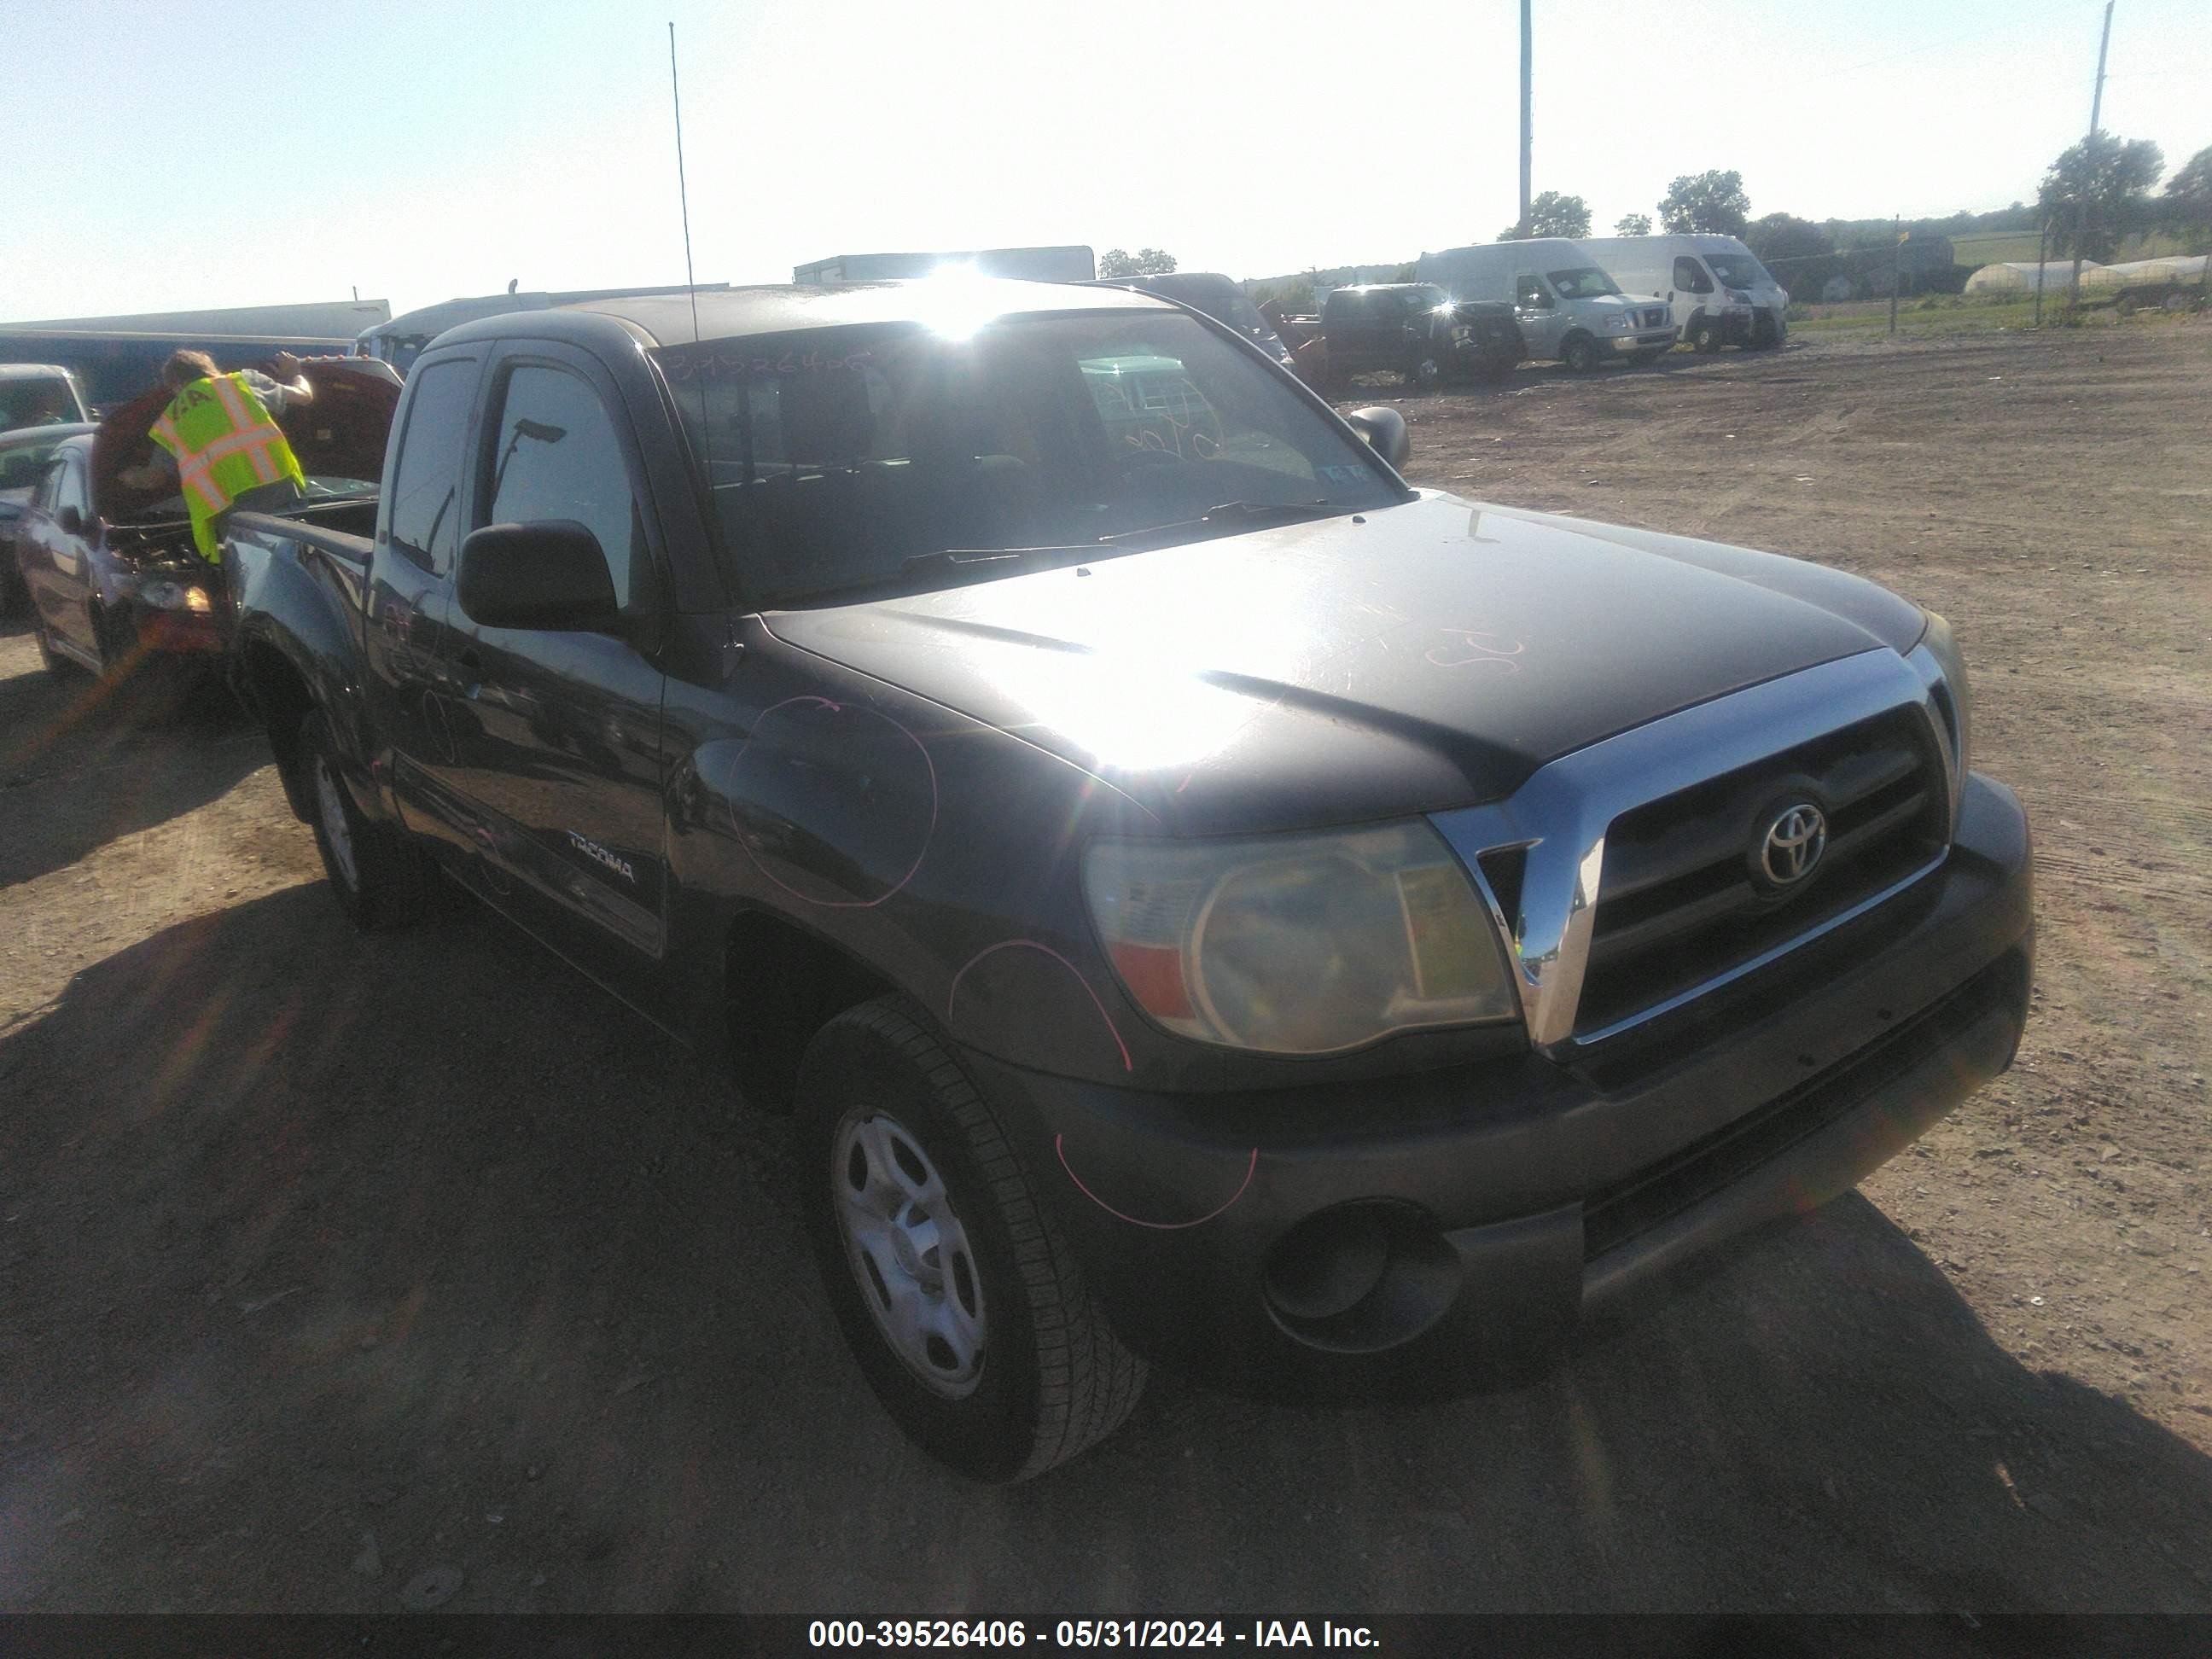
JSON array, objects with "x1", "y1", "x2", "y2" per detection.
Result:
[
  {"x1": 0, "y1": 621, "x2": 265, "y2": 889},
  {"x1": 1, "y1": 884, "x2": 2207, "y2": 1615}
]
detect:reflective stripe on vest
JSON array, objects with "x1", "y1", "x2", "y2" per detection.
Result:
[{"x1": 147, "y1": 373, "x2": 306, "y2": 559}]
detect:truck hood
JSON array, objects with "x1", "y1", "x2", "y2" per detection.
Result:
[{"x1": 762, "y1": 493, "x2": 1927, "y2": 836}]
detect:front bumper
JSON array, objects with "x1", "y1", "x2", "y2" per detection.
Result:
[
  {"x1": 965, "y1": 771, "x2": 2032, "y2": 1392},
  {"x1": 1610, "y1": 329, "x2": 1679, "y2": 352}
]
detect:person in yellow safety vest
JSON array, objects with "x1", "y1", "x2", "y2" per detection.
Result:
[{"x1": 119, "y1": 349, "x2": 314, "y2": 564}]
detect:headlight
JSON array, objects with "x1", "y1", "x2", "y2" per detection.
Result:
[
  {"x1": 136, "y1": 579, "x2": 212, "y2": 613},
  {"x1": 1918, "y1": 610, "x2": 1973, "y2": 780},
  {"x1": 1083, "y1": 821, "x2": 1518, "y2": 1056},
  {"x1": 1604, "y1": 313, "x2": 1632, "y2": 331}
]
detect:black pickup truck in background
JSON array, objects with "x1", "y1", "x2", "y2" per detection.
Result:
[
  {"x1": 1311, "y1": 282, "x2": 1525, "y2": 390},
  {"x1": 225, "y1": 279, "x2": 2032, "y2": 1481}
]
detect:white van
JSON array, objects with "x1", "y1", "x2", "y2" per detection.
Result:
[
  {"x1": 1416, "y1": 239, "x2": 1676, "y2": 371},
  {"x1": 1576, "y1": 235, "x2": 1789, "y2": 352}
]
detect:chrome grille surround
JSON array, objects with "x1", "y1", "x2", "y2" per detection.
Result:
[{"x1": 1429, "y1": 646, "x2": 1962, "y2": 1054}]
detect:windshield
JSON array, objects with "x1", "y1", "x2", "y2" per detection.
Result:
[
  {"x1": 1704, "y1": 253, "x2": 1769, "y2": 288},
  {"x1": 1545, "y1": 267, "x2": 1625, "y2": 300},
  {"x1": 0, "y1": 433, "x2": 82, "y2": 492},
  {"x1": 653, "y1": 311, "x2": 1404, "y2": 605}
]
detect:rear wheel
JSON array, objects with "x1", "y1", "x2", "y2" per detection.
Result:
[
  {"x1": 1560, "y1": 334, "x2": 1600, "y2": 374},
  {"x1": 299, "y1": 709, "x2": 439, "y2": 930},
  {"x1": 799, "y1": 998, "x2": 1146, "y2": 1482},
  {"x1": 1402, "y1": 352, "x2": 1442, "y2": 393}
]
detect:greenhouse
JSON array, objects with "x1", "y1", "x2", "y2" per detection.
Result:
[
  {"x1": 2081, "y1": 256, "x2": 2209, "y2": 289},
  {"x1": 1963, "y1": 260, "x2": 2104, "y2": 294}
]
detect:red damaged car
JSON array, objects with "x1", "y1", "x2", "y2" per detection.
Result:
[{"x1": 14, "y1": 358, "x2": 398, "y2": 684}]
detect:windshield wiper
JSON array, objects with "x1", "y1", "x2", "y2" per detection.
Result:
[
  {"x1": 898, "y1": 545, "x2": 1097, "y2": 577},
  {"x1": 1097, "y1": 498, "x2": 1342, "y2": 548}
]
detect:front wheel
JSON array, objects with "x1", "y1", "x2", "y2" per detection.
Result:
[
  {"x1": 1402, "y1": 352, "x2": 1442, "y2": 393},
  {"x1": 799, "y1": 998, "x2": 1146, "y2": 1482},
  {"x1": 299, "y1": 709, "x2": 439, "y2": 930},
  {"x1": 1560, "y1": 334, "x2": 1600, "y2": 373},
  {"x1": 1692, "y1": 321, "x2": 1721, "y2": 354}
]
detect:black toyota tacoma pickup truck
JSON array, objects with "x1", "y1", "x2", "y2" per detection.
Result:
[{"x1": 225, "y1": 280, "x2": 2032, "y2": 1482}]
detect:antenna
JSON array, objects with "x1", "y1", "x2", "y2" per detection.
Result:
[{"x1": 669, "y1": 21, "x2": 702, "y2": 346}]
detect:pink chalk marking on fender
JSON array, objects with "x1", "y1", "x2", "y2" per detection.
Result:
[
  {"x1": 1057, "y1": 1136, "x2": 1258, "y2": 1231},
  {"x1": 725, "y1": 696, "x2": 940, "y2": 908},
  {"x1": 1426, "y1": 629, "x2": 1525, "y2": 670},
  {"x1": 946, "y1": 940, "x2": 1133, "y2": 1074}
]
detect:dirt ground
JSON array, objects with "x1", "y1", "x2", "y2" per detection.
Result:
[{"x1": 2, "y1": 326, "x2": 2208, "y2": 1616}]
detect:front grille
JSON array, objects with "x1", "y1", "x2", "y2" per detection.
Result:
[
  {"x1": 1642, "y1": 307, "x2": 1668, "y2": 329},
  {"x1": 1574, "y1": 707, "x2": 1947, "y2": 1039},
  {"x1": 1580, "y1": 947, "x2": 2030, "y2": 1260}
]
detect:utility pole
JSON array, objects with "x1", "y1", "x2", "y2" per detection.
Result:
[
  {"x1": 1519, "y1": 0, "x2": 1533, "y2": 229},
  {"x1": 2067, "y1": 0, "x2": 2115, "y2": 315},
  {"x1": 2034, "y1": 218, "x2": 2049, "y2": 327},
  {"x1": 1889, "y1": 218, "x2": 1901, "y2": 336}
]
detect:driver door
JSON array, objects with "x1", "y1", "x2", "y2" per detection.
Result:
[
  {"x1": 439, "y1": 344, "x2": 672, "y2": 986},
  {"x1": 1514, "y1": 275, "x2": 1563, "y2": 358}
]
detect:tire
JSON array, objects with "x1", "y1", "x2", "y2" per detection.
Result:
[
  {"x1": 1402, "y1": 352, "x2": 1441, "y2": 393},
  {"x1": 1560, "y1": 334, "x2": 1599, "y2": 374},
  {"x1": 799, "y1": 997, "x2": 1147, "y2": 1482},
  {"x1": 298, "y1": 708, "x2": 438, "y2": 930},
  {"x1": 1692, "y1": 321, "x2": 1720, "y2": 354}
]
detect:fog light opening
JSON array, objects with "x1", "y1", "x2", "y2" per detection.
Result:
[{"x1": 1263, "y1": 1202, "x2": 1459, "y2": 1353}]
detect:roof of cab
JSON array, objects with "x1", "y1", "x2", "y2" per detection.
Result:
[{"x1": 429, "y1": 280, "x2": 1170, "y2": 353}]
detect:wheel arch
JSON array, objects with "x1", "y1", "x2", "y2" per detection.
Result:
[
  {"x1": 234, "y1": 631, "x2": 321, "y2": 823},
  {"x1": 722, "y1": 903, "x2": 904, "y2": 1112}
]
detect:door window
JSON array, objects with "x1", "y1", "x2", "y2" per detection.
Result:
[
  {"x1": 482, "y1": 365, "x2": 653, "y2": 614},
  {"x1": 387, "y1": 357, "x2": 478, "y2": 574},
  {"x1": 1673, "y1": 257, "x2": 1714, "y2": 294},
  {"x1": 1515, "y1": 276, "x2": 1551, "y2": 309},
  {"x1": 55, "y1": 457, "x2": 90, "y2": 517}
]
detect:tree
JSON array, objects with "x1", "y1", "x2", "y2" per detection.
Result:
[
  {"x1": 1744, "y1": 212, "x2": 1832, "y2": 268},
  {"x1": 1395, "y1": 263, "x2": 1419, "y2": 282},
  {"x1": 1613, "y1": 212, "x2": 1653, "y2": 236},
  {"x1": 1498, "y1": 191, "x2": 1592, "y2": 241},
  {"x1": 1657, "y1": 171, "x2": 1751, "y2": 237},
  {"x1": 2164, "y1": 144, "x2": 2212, "y2": 230},
  {"x1": 2037, "y1": 133, "x2": 2163, "y2": 261},
  {"x1": 1097, "y1": 247, "x2": 1179, "y2": 277}
]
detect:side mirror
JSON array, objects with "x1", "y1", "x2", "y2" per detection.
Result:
[
  {"x1": 1345, "y1": 406, "x2": 1411, "y2": 469},
  {"x1": 457, "y1": 520, "x2": 619, "y2": 632},
  {"x1": 55, "y1": 505, "x2": 85, "y2": 538}
]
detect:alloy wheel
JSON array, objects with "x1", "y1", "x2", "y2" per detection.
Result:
[{"x1": 833, "y1": 1109, "x2": 987, "y2": 1398}]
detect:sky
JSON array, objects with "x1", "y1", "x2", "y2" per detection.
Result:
[{"x1": 4, "y1": 0, "x2": 2208, "y2": 327}]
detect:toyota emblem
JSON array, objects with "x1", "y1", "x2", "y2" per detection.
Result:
[{"x1": 1757, "y1": 801, "x2": 1828, "y2": 888}]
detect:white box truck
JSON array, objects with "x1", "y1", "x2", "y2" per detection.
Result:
[
  {"x1": 1416, "y1": 239, "x2": 1676, "y2": 371},
  {"x1": 1576, "y1": 235, "x2": 1790, "y2": 352}
]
